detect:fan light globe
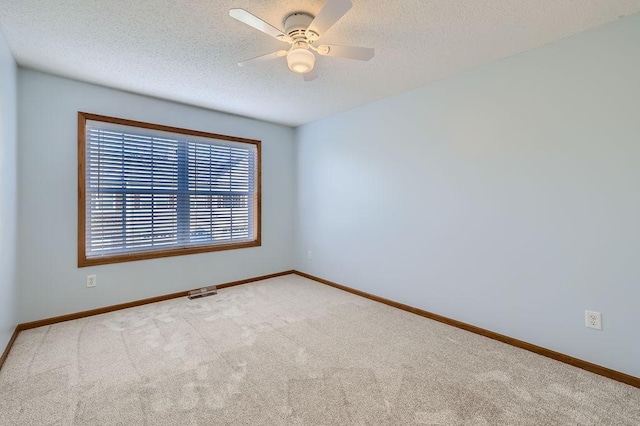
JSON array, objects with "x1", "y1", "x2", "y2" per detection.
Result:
[{"x1": 286, "y1": 48, "x2": 315, "y2": 74}]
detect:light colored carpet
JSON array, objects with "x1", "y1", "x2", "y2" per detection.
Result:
[{"x1": 1, "y1": 275, "x2": 638, "y2": 425}]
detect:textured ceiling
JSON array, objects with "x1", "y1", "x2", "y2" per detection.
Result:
[{"x1": 1, "y1": 1, "x2": 639, "y2": 126}]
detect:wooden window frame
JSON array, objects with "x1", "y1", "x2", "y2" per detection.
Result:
[{"x1": 78, "y1": 112, "x2": 261, "y2": 267}]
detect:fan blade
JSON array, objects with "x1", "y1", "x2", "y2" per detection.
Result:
[
  {"x1": 238, "y1": 50, "x2": 287, "y2": 66},
  {"x1": 229, "y1": 9, "x2": 286, "y2": 40},
  {"x1": 306, "y1": 0, "x2": 352, "y2": 38},
  {"x1": 303, "y1": 69, "x2": 319, "y2": 81},
  {"x1": 316, "y1": 45, "x2": 374, "y2": 61}
]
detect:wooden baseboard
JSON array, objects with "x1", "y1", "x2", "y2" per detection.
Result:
[
  {"x1": 293, "y1": 270, "x2": 640, "y2": 389},
  {"x1": 17, "y1": 270, "x2": 294, "y2": 331},
  {"x1": 0, "y1": 327, "x2": 20, "y2": 371}
]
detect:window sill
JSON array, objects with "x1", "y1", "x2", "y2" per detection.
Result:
[{"x1": 78, "y1": 239, "x2": 261, "y2": 267}]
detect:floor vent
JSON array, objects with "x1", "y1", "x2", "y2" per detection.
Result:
[{"x1": 188, "y1": 285, "x2": 218, "y2": 299}]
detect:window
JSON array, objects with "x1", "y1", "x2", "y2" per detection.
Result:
[{"x1": 78, "y1": 112, "x2": 260, "y2": 266}]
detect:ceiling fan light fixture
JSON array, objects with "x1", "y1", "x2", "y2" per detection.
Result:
[
  {"x1": 231, "y1": 0, "x2": 374, "y2": 79},
  {"x1": 286, "y1": 48, "x2": 315, "y2": 74}
]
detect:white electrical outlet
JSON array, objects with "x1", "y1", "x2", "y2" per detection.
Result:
[
  {"x1": 307, "y1": 251, "x2": 312, "y2": 260},
  {"x1": 87, "y1": 275, "x2": 97, "y2": 288},
  {"x1": 585, "y1": 310, "x2": 602, "y2": 330}
]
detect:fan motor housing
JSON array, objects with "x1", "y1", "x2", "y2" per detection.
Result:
[{"x1": 284, "y1": 13, "x2": 316, "y2": 40}]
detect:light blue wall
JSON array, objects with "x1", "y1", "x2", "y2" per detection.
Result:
[
  {"x1": 17, "y1": 70, "x2": 295, "y2": 323},
  {"x1": 294, "y1": 14, "x2": 640, "y2": 377},
  {"x1": 0, "y1": 30, "x2": 17, "y2": 350}
]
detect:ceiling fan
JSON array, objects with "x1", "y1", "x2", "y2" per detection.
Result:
[{"x1": 229, "y1": 0, "x2": 374, "y2": 81}]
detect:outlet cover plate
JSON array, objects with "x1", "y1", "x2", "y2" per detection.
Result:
[
  {"x1": 87, "y1": 275, "x2": 97, "y2": 288},
  {"x1": 585, "y1": 310, "x2": 602, "y2": 330}
]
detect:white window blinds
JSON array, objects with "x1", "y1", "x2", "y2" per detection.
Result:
[{"x1": 84, "y1": 119, "x2": 258, "y2": 259}]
